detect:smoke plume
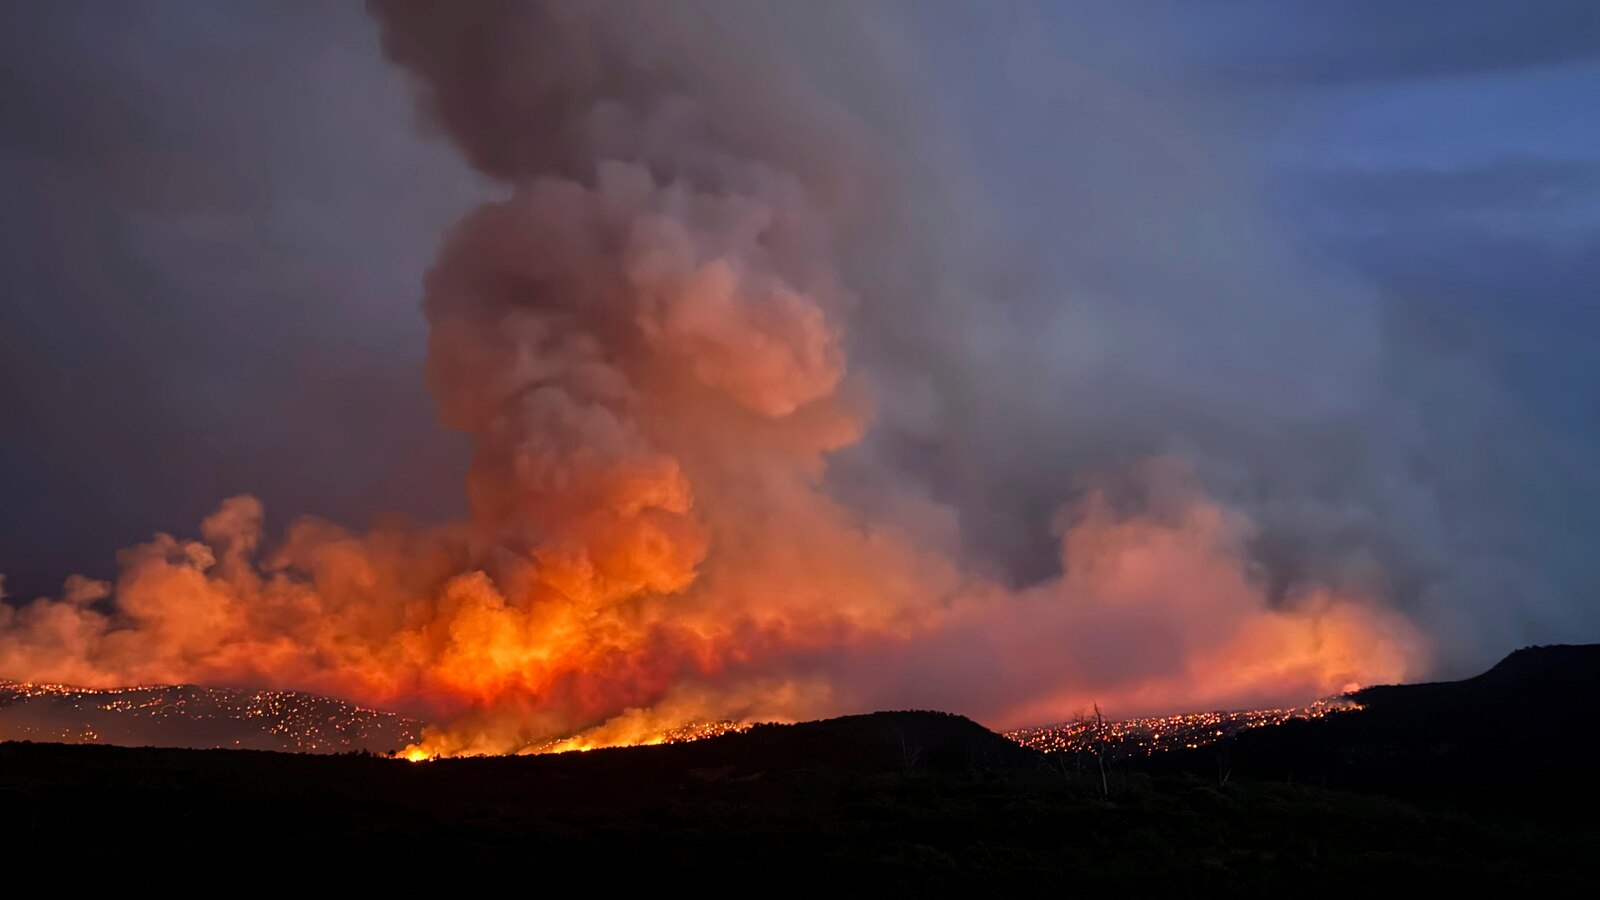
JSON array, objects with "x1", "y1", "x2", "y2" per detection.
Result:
[{"x1": 0, "y1": 0, "x2": 1423, "y2": 754}]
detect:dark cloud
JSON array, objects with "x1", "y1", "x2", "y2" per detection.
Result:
[
  {"x1": 1173, "y1": 0, "x2": 1600, "y2": 84},
  {"x1": 1288, "y1": 158, "x2": 1600, "y2": 227}
]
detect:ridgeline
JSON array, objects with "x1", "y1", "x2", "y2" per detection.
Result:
[{"x1": 2, "y1": 647, "x2": 1596, "y2": 891}]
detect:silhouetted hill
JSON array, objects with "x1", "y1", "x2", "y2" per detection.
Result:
[
  {"x1": 1358, "y1": 643, "x2": 1600, "y2": 717},
  {"x1": 5, "y1": 650, "x2": 1600, "y2": 886},
  {"x1": 1164, "y1": 644, "x2": 1600, "y2": 806},
  {"x1": 5, "y1": 705, "x2": 1594, "y2": 890},
  {"x1": 1466, "y1": 642, "x2": 1600, "y2": 686},
  {"x1": 611, "y1": 710, "x2": 1041, "y2": 773}
]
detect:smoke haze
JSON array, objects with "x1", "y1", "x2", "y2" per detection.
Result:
[{"x1": 4, "y1": 1, "x2": 1594, "y2": 753}]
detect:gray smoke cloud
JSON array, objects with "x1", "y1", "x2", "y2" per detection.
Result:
[
  {"x1": 3, "y1": 0, "x2": 1591, "y2": 752},
  {"x1": 370, "y1": 0, "x2": 1422, "y2": 727}
]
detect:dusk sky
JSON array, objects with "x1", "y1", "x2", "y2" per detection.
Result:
[{"x1": 2, "y1": 2, "x2": 1598, "y2": 744}]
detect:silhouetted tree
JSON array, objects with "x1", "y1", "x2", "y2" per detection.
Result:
[
  {"x1": 897, "y1": 727, "x2": 922, "y2": 773},
  {"x1": 1093, "y1": 703, "x2": 1109, "y2": 797}
]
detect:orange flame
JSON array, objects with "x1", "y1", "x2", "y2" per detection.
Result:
[{"x1": 0, "y1": 456, "x2": 1424, "y2": 757}]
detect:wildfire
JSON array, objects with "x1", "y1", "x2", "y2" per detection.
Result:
[
  {"x1": 0, "y1": 679, "x2": 421, "y2": 753},
  {"x1": 0, "y1": 1, "x2": 1426, "y2": 758},
  {"x1": 1007, "y1": 697, "x2": 1364, "y2": 756}
]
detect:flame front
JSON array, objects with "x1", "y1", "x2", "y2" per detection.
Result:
[{"x1": 0, "y1": 1, "x2": 1425, "y2": 755}]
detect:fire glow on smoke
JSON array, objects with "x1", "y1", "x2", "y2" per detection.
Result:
[{"x1": 0, "y1": 2, "x2": 1423, "y2": 757}]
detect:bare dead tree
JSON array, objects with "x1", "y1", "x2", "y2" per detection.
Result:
[
  {"x1": 1068, "y1": 707, "x2": 1087, "y2": 781},
  {"x1": 1093, "y1": 702, "x2": 1109, "y2": 797},
  {"x1": 897, "y1": 728, "x2": 922, "y2": 773}
]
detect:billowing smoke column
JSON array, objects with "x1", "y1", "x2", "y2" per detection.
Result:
[{"x1": 0, "y1": 1, "x2": 1423, "y2": 755}]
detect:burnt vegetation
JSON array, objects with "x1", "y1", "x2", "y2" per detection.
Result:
[{"x1": 2, "y1": 648, "x2": 1597, "y2": 891}]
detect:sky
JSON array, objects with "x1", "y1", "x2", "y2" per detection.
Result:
[{"x1": 2, "y1": 0, "x2": 1597, "y2": 704}]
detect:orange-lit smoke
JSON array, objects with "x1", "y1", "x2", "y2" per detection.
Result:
[
  {"x1": 0, "y1": 1, "x2": 1424, "y2": 755},
  {"x1": 0, "y1": 459, "x2": 1422, "y2": 754}
]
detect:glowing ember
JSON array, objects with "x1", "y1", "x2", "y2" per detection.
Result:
[
  {"x1": 0, "y1": 680, "x2": 421, "y2": 754},
  {"x1": 1007, "y1": 697, "x2": 1363, "y2": 756},
  {"x1": 521, "y1": 721, "x2": 752, "y2": 756}
]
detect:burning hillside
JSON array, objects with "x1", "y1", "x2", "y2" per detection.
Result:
[
  {"x1": 0, "y1": 680, "x2": 421, "y2": 753},
  {"x1": 0, "y1": 673, "x2": 1353, "y2": 764},
  {"x1": 1006, "y1": 697, "x2": 1362, "y2": 757}
]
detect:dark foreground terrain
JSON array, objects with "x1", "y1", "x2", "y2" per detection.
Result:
[{"x1": 3, "y1": 648, "x2": 1598, "y2": 893}]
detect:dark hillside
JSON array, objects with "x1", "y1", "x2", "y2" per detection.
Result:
[
  {"x1": 1162, "y1": 645, "x2": 1600, "y2": 807},
  {"x1": 1357, "y1": 643, "x2": 1600, "y2": 715},
  {"x1": 4, "y1": 697, "x2": 1598, "y2": 890},
  {"x1": 623, "y1": 709, "x2": 1040, "y2": 773}
]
